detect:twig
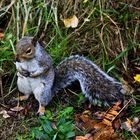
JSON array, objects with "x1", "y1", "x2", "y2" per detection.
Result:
[
  {"x1": 16, "y1": 1, "x2": 20, "y2": 41},
  {"x1": 52, "y1": 0, "x2": 59, "y2": 28},
  {"x1": 22, "y1": 0, "x2": 31, "y2": 37},
  {"x1": 131, "y1": 131, "x2": 139, "y2": 140},
  {"x1": 99, "y1": 0, "x2": 103, "y2": 22},
  {"x1": 103, "y1": 12, "x2": 128, "y2": 71},
  {"x1": 34, "y1": 9, "x2": 43, "y2": 37},
  {"x1": 133, "y1": 21, "x2": 139, "y2": 45},
  {"x1": 78, "y1": 8, "x2": 96, "y2": 30},
  {"x1": 9, "y1": 39, "x2": 16, "y2": 55},
  {"x1": 100, "y1": 23, "x2": 109, "y2": 60},
  {"x1": 0, "y1": 103, "x2": 9, "y2": 109},
  {"x1": 0, "y1": 0, "x2": 16, "y2": 17},
  {"x1": 67, "y1": 89, "x2": 79, "y2": 96},
  {"x1": 8, "y1": 73, "x2": 16, "y2": 96},
  {"x1": 111, "y1": 99, "x2": 133, "y2": 123},
  {"x1": 0, "y1": 73, "x2": 4, "y2": 103},
  {"x1": 3, "y1": 87, "x2": 17, "y2": 98}
]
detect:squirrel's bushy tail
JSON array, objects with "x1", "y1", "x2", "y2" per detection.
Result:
[{"x1": 52, "y1": 55, "x2": 125, "y2": 106}]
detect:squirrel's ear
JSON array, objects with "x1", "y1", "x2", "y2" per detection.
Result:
[{"x1": 31, "y1": 36, "x2": 38, "y2": 47}]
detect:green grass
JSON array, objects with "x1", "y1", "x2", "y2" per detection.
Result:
[{"x1": 0, "y1": 0, "x2": 140, "y2": 139}]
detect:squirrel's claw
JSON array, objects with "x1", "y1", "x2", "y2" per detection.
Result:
[
  {"x1": 19, "y1": 95, "x2": 29, "y2": 101},
  {"x1": 36, "y1": 106, "x2": 45, "y2": 116}
]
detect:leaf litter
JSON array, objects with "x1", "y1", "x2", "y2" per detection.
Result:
[{"x1": 75, "y1": 100, "x2": 140, "y2": 140}]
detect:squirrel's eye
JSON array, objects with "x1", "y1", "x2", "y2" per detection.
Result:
[{"x1": 26, "y1": 48, "x2": 32, "y2": 54}]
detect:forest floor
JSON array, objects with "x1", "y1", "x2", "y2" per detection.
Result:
[{"x1": 0, "y1": 0, "x2": 140, "y2": 139}]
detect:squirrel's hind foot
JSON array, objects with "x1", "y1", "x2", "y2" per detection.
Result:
[
  {"x1": 19, "y1": 95, "x2": 30, "y2": 101},
  {"x1": 36, "y1": 105, "x2": 45, "y2": 116}
]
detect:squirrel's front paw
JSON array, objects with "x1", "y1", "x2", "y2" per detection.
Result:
[
  {"x1": 30, "y1": 73, "x2": 38, "y2": 78},
  {"x1": 22, "y1": 70, "x2": 30, "y2": 77},
  {"x1": 36, "y1": 106, "x2": 45, "y2": 116},
  {"x1": 30, "y1": 72, "x2": 41, "y2": 78},
  {"x1": 18, "y1": 70, "x2": 30, "y2": 77}
]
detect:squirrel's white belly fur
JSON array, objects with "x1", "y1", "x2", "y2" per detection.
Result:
[{"x1": 16, "y1": 59, "x2": 44, "y2": 97}]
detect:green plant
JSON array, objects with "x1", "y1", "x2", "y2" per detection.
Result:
[
  {"x1": 31, "y1": 118, "x2": 75, "y2": 140},
  {"x1": 57, "y1": 106, "x2": 74, "y2": 119},
  {"x1": 0, "y1": 33, "x2": 16, "y2": 72},
  {"x1": 16, "y1": 107, "x2": 75, "y2": 140}
]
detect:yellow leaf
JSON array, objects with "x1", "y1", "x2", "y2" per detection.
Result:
[
  {"x1": 134, "y1": 74, "x2": 140, "y2": 83},
  {"x1": 83, "y1": 0, "x2": 88, "y2": 3},
  {"x1": 63, "y1": 15, "x2": 79, "y2": 28}
]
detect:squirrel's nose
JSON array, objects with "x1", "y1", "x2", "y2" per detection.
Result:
[{"x1": 15, "y1": 54, "x2": 20, "y2": 62}]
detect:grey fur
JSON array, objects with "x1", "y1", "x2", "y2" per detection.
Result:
[
  {"x1": 53, "y1": 55, "x2": 125, "y2": 105},
  {"x1": 16, "y1": 37, "x2": 55, "y2": 107},
  {"x1": 16, "y1": 37, "x2": 125, "y2": 109}
]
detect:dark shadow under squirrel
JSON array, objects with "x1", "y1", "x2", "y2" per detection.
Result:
[{"x1": 15, "y1": 37, "x2": 126, "y2": 116}]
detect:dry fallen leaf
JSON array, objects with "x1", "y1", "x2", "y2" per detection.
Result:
[
  {"x1": 75, "y1": 112, "x2": 97, "y2": 131},
  {"x1": 132, "y1": 117, "x2": 139, "y2": 125},
  {"x1": 76, "y1": 136, "x2": 88, "y2": 140},
  {"x1": 94, "y1": 111, "x2": 105, "y2": 120},
  {"x1": 94, "y1": 122, "x2": 107, "y2": 129},
  {"x1": 121, "y1": 117, "x2": 139, "y2": 132},
  {"x1": 92, "y1": 127, "x2": 119, "y2": 140},
  {"x1": 121, "y1": 78, "x2": 134, "y2": 94},
  {"x1": 0, "y1": 110, "x2": 10, "y2": 118},
  {"x1": 76, "y1": 134, "x2": 93, "y2": 140},
  {"x1": 10, "y1": 106, "x2": 24, "y2": 112},
  {"x1": 63, "y1": 15, "x2": 79, "y2": 28},
  {"x1": 102, "y1": 118, "x2": 112, "y2": 126}
]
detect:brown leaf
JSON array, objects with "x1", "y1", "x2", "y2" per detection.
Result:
[
  {"x1": 104, "y1": 113, "x2": 114, "y2": 120},
  {"x1": 94, "y1": 111, "x2": 105, "y2": 120},
  {"x1": 102, "y1": 101, "x2": 122, "y2": 126},
  {"x1": 112, "y1": 101, "x2": 121, "y2": 110},
  {"x1": 85, "y1": 134, "x2": 93, "y2": 140},
  {"x1": 76, "y1": 136, "x2": 88, "y2": 140},
  {"x1": 94, "y1": 122, "x2": 107, "y2": 129},
  {"x1": 76, "y1": 134, "x2": 93, "y2": 140},
  {"x1": 0, "y1": 33, "x2": 4, "y2": 38},
  {"x1": 75, "y1": 112, "x2": 97, "y2": 131},
  {"x1": 109, "y1": 110, "x2": 119, "y2": 116},
  {"x1": 92, "y1": 127, "x2": 119, "y2": 140},
  {"x1": 80, "y1": 113, "x2": 97, "y2": 131},
  {"x1": 102, "y1": 118, "x2": 112, "y2": 126},
  {"x1": 20, "y1": 103, "x2": 32, "y2": 116}
]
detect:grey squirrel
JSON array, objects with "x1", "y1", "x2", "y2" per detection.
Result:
[{"x1": 15, "y1": 36, "x2": 125, "y2": 116}]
